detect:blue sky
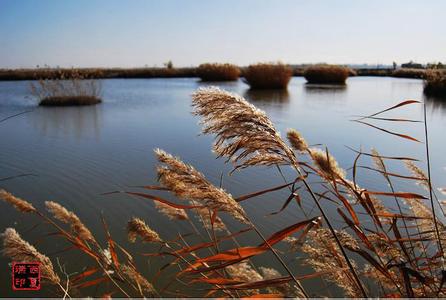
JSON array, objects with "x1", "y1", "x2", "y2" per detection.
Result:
[{"x1": 0, "y1": 0, "x2": 445, "y2": 68}]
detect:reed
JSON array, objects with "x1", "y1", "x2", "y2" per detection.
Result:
[
  {"x1": 30, "y1": 69, "x2": 102, "y2": 106},
  {"x1": 392, "y1": 68, "x2": 426, "y2": 79},
  {"x1": 243, "y1": 63, "x2": 292, "y2": 89},
  {"x1": 197, "y1": 63, "x2": 240, "y2": 81},
  {"x1": 303, "y1": 65, "x2": 351, "y2": 84},
  {"x1": 424, "y1": 70, "x2": 446, "y2": 96},
  {"x1": 2, "y1": 86, "x2": 446, "y2": 298}
]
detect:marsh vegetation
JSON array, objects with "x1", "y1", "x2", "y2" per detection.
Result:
[
  {"x1": 243, "y1": 63, "x2": 293, "y2": 89},
  {"x1": 303, "y1": 65, "x2": 352, "y2": 84}
]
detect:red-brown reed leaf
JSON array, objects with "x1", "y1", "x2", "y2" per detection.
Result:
[
  {"x1": 358, "y1": 165, "x2": 427, "y2": 181},
  {"x1": 357, "y1": 99, "x2": 420, "y2": 120},
  {"x1": 354, "y1": 120, "x2": 421, "y2": 142},
  {"x1": 241, "y1": 293, "x2": 284, "y2": 298},
  {"x1": 71, "y1": 267, "x2": 99, "y2": 283},
  {"x1": 102, "y1": 216, "x2": 119, "y2": 270},
  {"x1": 365, "y1": 190, "x2": 427, "y2": 199},
  {"x1": 346, "y1": 146, "x2": 419, "y2": 161},
  {"x1": 73, "y1": 276, "x2": 109, "y2": 289},
  {"x1": 104, "y1": 191, "x2": 203, "y2": 209},
  {"x1": 337, "y1": 208, "x2": 374, "y2": 250}
]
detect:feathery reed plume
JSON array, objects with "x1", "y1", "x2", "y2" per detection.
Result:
[
  {"x1": 192, "y1": 87, "x2": 296, "y2": 170},
  {"x1": 404, "y1": 160, "x2": 429, "y2": 190},
  {"x1": 45, "y1": 201, "x2": 95, "y2": 242},
  {"x1": 155, "y1": 148, "x2": 248, "y2": 224},
  {"x1": 120, "y1": 264, "x2": 156, "y2": 296},
  {"x1": 2, "y1": 228, "x2": 60, "y2": 284},
  {"x1": 260, "y1": 267, "x2": 305, "y2": 298},
  {"x1": 127, "y1": 218, "x2": 161, "y2": 243},
  {"x1": 287, "y1": 129, "x2": 308, "y2": 152},
  {"x1": 226, "y1": 261, "x2": 263, "y2": 294},
  {"x1": 154, "y1": 201, "x2": 189, "y2": 221},
  {"x1": 0, "y1": 189, "x2": 36, "y2": 213},
  {"x1": 195, "y1": 207, "x2": 227, "y2": 232},
  {"x1": 302, "y1": 228, "x2": 362, "y2": 297},
  {"x1": 309, "y1": 148, "x2": 346, "y2": 179}
]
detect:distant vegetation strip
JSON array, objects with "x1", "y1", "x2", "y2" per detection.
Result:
[{"x1": 0, "y1": 66, "x2": 436, "y2": 81}]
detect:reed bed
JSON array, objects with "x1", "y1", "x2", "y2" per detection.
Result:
[
  {"x1": 197, "y1": 63, "x2": 240, "y2": 81},
  {"x1": 243, "y1": 63, "x2": 292, "y2": 89},
  {"x1": 424, "y1": 70, "x2": 446, "y2": 97},
  {"x1": 303, "y1": 65, "x2": 351, "y2": 84},
  {"x1": 30, "y1": 70, "x2": 102, "y2": 106},
  {"x1": 392, "y1": 68, "x2": 427, "y2": 79},
  {"x1": 1, "y1": 87, "x2": 446, "y2": 297}
]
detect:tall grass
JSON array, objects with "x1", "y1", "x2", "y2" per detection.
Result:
[
  {"x1": 243, "y1": 63, "x2": 292, "y2": 89},
  {"x1": 1, "y1": 87, "x2": 446, "y2": 297},
  {"x1": 30, "y1": 70, "x2": 102, "y2": 106},
  {"x1": 392, "y1": 68, "x2": 426, "y2": 79},
  {"x1": 424, "y1": 70, "x2": 446, "y2": 97},
  {"x1": 303, "y1": 65, "x2": 351, "y2": 84},
  {"x1": 197, "y1": 63, "x2": 240, "y2": 81}
]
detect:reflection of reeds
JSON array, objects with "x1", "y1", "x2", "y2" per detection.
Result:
[
  {"x1": 243, "y1": 63, "x2": 292, "y2": 89},
  {"x1": 197, "y1": 63, "x2": 240, "y2": 81}
]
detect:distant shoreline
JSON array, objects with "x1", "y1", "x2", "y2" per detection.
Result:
[{"x1": 0, "y1": 66, "x2": 427, "y2": 81}]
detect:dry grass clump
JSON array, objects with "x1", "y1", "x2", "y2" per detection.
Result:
[
  {"x1": 423, "y1": 70, "x2": 446, "y2": 97},
  {"x1": 30, "y1": 69, "x2": 102, "y2": 106},
  {"x1": 303, "y1": 65, "x2": 351, "y2": 84},
  {"x1": 243, "y1": 63, "x2": 292, "y2": 89},
  {"x1": 197, "y1": 63, "x2": 240, "y2": 81},
  {"x1": 392, "y1": 68, "x2": 426, "y2": 79}
]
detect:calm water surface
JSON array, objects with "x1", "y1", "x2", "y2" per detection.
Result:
[{"x1": 0, "y1": 77, "x2": 445, "y2": 296}]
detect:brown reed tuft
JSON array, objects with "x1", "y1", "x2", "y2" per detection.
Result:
[
  {"x1": 45, "y1": 201, "x2": 95, "y2": 242},
  {"x1": 127, "y1": 217, "x2": 161, "y2": 243},
  {"x1": 192, "y1": 87, "x2": 297, "y2": 170},
  {"x1": 30, "y1": 69, "x2": 102, "y2": 106},
  {"x1": 392, "y1": 68, "x2": 426, "y2": 79},
  {"x1": 303, "y1": 65, "x2": 351, "y2": 84},
  {"x1": 424, "y1": 70, "x2": 446, "y2": 96},
  {"x1": 197, "y1": 63, "x2": 240, "y2": 81},
  {"x1": 155, "y1": 148, "x2": 248, "y2": 224},
  {"x1": 260, "y1": 267, "x2": 305, "y2": 298},
  {"x1": 154, "y1": 201, "x2": 189, "y2": 221},
  {"x1": 287, "y1": 129, "x2": 308, "y2": 152},
  {"x1": 2, "y1": 228, "x2": 60, "y2": 284},
  {"x1": 309, "y1": 148, "x2": 346, "y2": 179},
  {"x1": 243, "y1": 63, "x2": 292, "y2": 89},
  {"x1": 0, "y1": 189, "x2": 36, "y2": 213}
]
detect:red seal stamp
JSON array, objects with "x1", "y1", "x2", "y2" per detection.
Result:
[{"x1": 12, "y1": 262, "x2": 41, "y2": 291}]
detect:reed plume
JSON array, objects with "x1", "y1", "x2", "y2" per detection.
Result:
[
  {"x1": 226, "y1": 261, "x2": 263, "y2": 294},
  {"x1": 302, "y1": 228, "x2": 362, "y2": 297},
  {"x1": 287, "y1": 129, "x2": 308, "y2": 152},
  {"x1": 2, "y1": 228, "x2": 60, "y2": 284},
  {"x1": 192, "y1": 87, "x2": 297, "y2": 170},
  {"x1": 309, "y1": 148, "x2": 346, "y2": 179},
  {"x1": 195, "y1": 207, "x2": 227, "y2": 232},
  {"x1": 155, "y1": 148, "x2": 248, "y2": 224},
  {"x1": 404, "y1": 160, "x2": 429, "y2": 190},
  {"x1": 45, "y1": 201, "x2": 95, "y2": 242},
  {"x1": 0, "y1": 189, "x2": 36, "y2": 213},
  {"x1": 154, "y1": 201, "x2": 189, "y2": 220},
  {"x1": 127, "y1": 217, "x2": 161, "y2": 243},
  {"x1": 120, "y1": 264, "x2": 156, "y2": 296},
  {"x1": 260, "y1": 267, "x2": 305, "y2": 298}
]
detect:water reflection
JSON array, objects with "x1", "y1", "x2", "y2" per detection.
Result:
[
  {"x1": 30, "y1": 106, "x2": 102, "y2": 140},
  {"x1": 424, "y1": 94, "x2": 446, "y2": 112},
  {"x1": 304, "y1": 83, "x2": 347, "y2": 94},
  {"x1": 244, "y1": 89, "x2": 290, "y2": 103}
]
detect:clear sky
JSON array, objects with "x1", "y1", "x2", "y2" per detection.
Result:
[{"x1": 1, "y1": 0, "x2": 445, "y2": 68}]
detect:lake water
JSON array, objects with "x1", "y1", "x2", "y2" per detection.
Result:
[{"x1": 0, "y1": 77, "x2": 445, "y2": 297}]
